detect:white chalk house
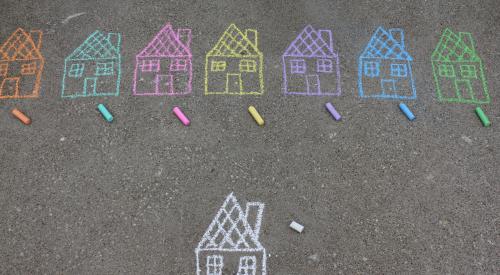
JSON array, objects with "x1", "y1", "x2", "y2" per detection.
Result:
[{"x1": 195, "y1": 193, "x2": 266, "y2": 275}]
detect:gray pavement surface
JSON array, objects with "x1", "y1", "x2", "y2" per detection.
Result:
[{"x1": 0, "y1": 0, "x2": 499, "y2": 274}]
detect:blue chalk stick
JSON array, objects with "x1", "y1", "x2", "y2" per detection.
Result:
[
  {"x1": 97, "y1": 104, "x2": 113, "y2": 122},
  {"x1": 399, "y1": 103, "x2": 415, "y2": 121}
]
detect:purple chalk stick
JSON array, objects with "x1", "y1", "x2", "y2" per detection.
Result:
[{"x1": 325, "y1": 102, "x2": 341, "y2": 121}]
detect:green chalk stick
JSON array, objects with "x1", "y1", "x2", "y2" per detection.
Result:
[{"x1": 475, "y1": 107, "x2": 490, "y2": 127}]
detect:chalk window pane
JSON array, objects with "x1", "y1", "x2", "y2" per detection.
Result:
[
  {"x1": 211, "y1": 61, "x2": 226, "y2": 72},
  {"x1": 207, "y1": 255, "x2": 223, "y2": 275},
  {"x1": 460, "y1": 65, "x2": 477, "y2": 79},
  {"x1": 170, "y1": 58, "x2": 188, "y2": 72},
  {"x1": 390, "y1": 63, "x2": 407, "y2": 77},
  {"x1": 69, "y1": 63, "x2": 84, "y2": 78},
  {"x1": 96, "y1": 62, "x2": 114, "y2": 76},
  {"x1": 364, "y1": 62, "x2": 380, "y2": 77},
  {"x1": 238, "y1": 256, "x2": 257, "y2": 275},
  {"x1": 438, "y1": 64, "x2": 455, "y2": 78},
  {"x1": 239, "y1": 59, "x2": 256, "y2": 72},
  {"x1": 0, "y1": 63, "x2": 8, "y2": 76},
  {"x1": 290, "y1": 59, "x2": 306, "y2": 74},
  {"x1": 21, "y1": 62, "x2": 36, "y2": 75},
  {"x1": 140, "y1": 60, "x2": 160, "y2": 72},
  {"x1": 317, "y1": 59, "x2": 333, "y2": 73}
]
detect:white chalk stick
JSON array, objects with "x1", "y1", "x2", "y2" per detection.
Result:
[{"x1": 290, "y1": 221, "x2": 304, "y2": 233}]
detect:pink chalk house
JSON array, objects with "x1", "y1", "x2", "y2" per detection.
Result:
[{"x1": 133, "y1": 23, "x2": 192, "y2": 96}]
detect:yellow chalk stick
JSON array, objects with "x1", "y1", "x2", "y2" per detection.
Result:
[{"x1": 248, "y1": 106, "x2": 264, "y2": 126}]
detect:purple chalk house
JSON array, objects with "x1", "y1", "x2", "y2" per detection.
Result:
[
  {"x1": 133, "y1": 23, "x2": 192, "y2": 96},
  {"x1": 282, "y1": 25, "x2": 341, "y2": 96}
]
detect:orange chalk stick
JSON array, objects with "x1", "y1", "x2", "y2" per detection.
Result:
[{"x1": 12, "y1": 108, "x2": 31, "y2": 125}]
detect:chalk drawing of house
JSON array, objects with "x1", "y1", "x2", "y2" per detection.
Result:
[
  {"x1": 431, "y1": 28, "x2": 490, "y2": 104},
  {"x1": 205, "y1": 24, "x2": 264, "y2": 95},
  {"x1": 358, "y1": 27, "x2": 416, "y2": 100},
  {"x1": 282, "y1": 25, "x2": 341, "y2": 96},
  {"x1": 195, "y1": 193, "x2": 266, "y2": 275},
  {"x1": 133, "y1": 23, "x2": 192, "y2": 96},
  {"x1": 61, "y1": 30, "x2": 122, "y2": 98},
  {"x1": 0, "y1": 28, "x2": 44, "y2": 99}
]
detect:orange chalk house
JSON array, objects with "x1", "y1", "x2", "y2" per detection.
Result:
[{"x1": 0, "y1": 28, "x2": 44, "y2": 99}]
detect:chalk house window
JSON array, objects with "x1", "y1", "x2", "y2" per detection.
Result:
[
  {"x1": 237, "y1": 256, "x2": 257, "y2": 275},
  {"x1": 68, "y1": 63, "x2": 84, "y2": 78},
  {"x1": 0, "y1": 63, "x2": 8, "y2": 77},
  {"x1": 21, "y1": 62, "x2": 36, "y2": 75},
  {"x1": 364, "y1": 61, "x2": 380, "y2": 77},
  {"x1": 207, "y1": 255, "x2": 223, "y2": 275},
  {"x1": 438, "y1": 64, "x2": 455, "y2": 78},
  {"x1": 460, "y1": 64, "x2": 477, "y2": 79},
  {"x1": 290, "y1": 59, "x2": 306, "y2": 74},
  {"x1": 96, "y1": 62, "x2": 114, "y2": 76},
  {"x1": 170, "y1": 58, "x2": 188, "y2": 71},
  {"x1": 317, "y1": 59, "x2": 333, "y2": 73},
  {"x1": 239, "y1": 59, "x2": 256, "y2": 72},
  {"x1": 390, "y1": 63, "x2": 408, "y2": 77},
  {"x1": 140, "y1": 60, "x2": 160, "y2": 72},
  {"x1": 211, "y1": 61, "x2": 226, "y2": 72}
]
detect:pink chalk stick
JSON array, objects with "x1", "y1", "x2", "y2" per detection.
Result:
[{"x1": 172, "y1": 106, "x2": 190, "y2": 126}]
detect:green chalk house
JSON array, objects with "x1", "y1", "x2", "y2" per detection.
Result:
[{"x1": 431, "y1": 29, "x2": 490, "y2": 104}]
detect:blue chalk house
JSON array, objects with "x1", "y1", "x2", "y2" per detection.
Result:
[
  {"x1": 358, "y1": 27, "x2": 416, "y2": 100},
  {"x1": 61, "y1": 30, "x2": 122, "y2": 98}
]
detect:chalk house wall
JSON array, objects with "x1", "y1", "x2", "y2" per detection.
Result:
[
  {"x1": 134, "y1": 56, "x2": 192, "y2": 95},
  {"x1": 206, "y1": 56, "x2": 261, "y2": 94},
  {"x1": 62, "y1": 58, "x2": 120, "y2": 97},
  {"x1": 283, "y1": 55, "x2": 339, "y2": 95},
  {"x1": 196, "y1": 250, "x2": 266, "y2": 275}
]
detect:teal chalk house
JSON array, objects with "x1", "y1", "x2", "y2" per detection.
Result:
[{"x1": 62, "y1": 31, "x2": 122, "y2": 98}]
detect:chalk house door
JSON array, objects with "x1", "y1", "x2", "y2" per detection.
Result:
[
  {"x1": 381, "y1": 79, "x2": 397, "y2": 96},
  {"x1": 226, "y1": 73, "x2": 242, "y2": 94},
  {"x1": 157, "y1": 74, "x2": 173, "y2": 95},
  {"x1": 306, "y1": 75, "x2": 320, "y2": 95},
  {"x1": 84, "y1": 77, "x2": 97, "y2": 96},
  {"x1": 1, "y1": 77, "x2": 19, "y2": 97},
  {"x1": 455, "y1": 80, "x2": 474, "y2": 100}
]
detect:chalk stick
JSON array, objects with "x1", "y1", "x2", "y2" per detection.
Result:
[
  {"x1": 11, "y1": 108, "x2": 31, "y2": 125},
  {"x1": 290, "y1": 221, "x2": 304, "y2": 233},
  {"x1": 325, "y1": 102, "x2": 341, "y2": 121},
  {"x1": 248, "y1": 106, "x2": 264, "y2": 126},
  {"x1": 399, "y1": 103, "x2": 415, "y2": 121},
  {"x1": 97, "y1": 104, "x2": 113, "y2": 122},
  {"x1": 172, "y1": 106, "x2": 190, "y2": 126},
  {"x1": 475, "y1": 107, "x2": 490, "y2": 127}
]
